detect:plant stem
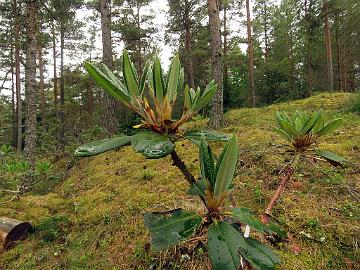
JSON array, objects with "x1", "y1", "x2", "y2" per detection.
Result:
[
  {"x1": 170, "y1": 150, "x2": 209, "y2": 209},
  {"x1": 262, "y1": 153, "x2": 300, "y2": 224}
]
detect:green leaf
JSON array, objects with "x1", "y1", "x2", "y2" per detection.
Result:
[
  {"x1": 74, "y1": 136, "x2": 132, "y2": 157},
  {"x1": 192, "y1": 81, "x2": 217, "y2": 112},
  {"x1": 214, "y1": 135, "x2": 238, "y2": 199},
  {"x1": 272, "y1": 127, "x2": 292, "y2": 142},
  {"x1": 294, "y1": 118, "x2": 303, "y2": 133},
  {"x1": 187, "y1": 178, "x2": 207, "y2": 197},
  {"x1": 239, "y1": 237, "x2": 281, "y2": 270},
  {"x1": 277, "y1": 118, "x2": 298, "y2": 138},
  {"x1": 131, "y1": 132, "x2": 175, "y2": 159},
  {"x1": 122, "y1": 50, "x2": 139, "y2": 96},
  {"x1": 231, "y1": 208, "x2": 275, "y2": 235},
  {"x1": 166, "y1": 55, "x2": 180, "y2": 102},
  {"x1": 184, "y1": 85, "x2": 192, "y2": 110},
  {"x1": 99, "y1": 63, "x2": 128, "y2": 96},
  {"x1": 184, "y1": 130, "x2": 231, "y2": 146},
  {"x1": 199, "y1": 139, "x2": 216, "y2": 187},
  {"x1": 144, "y1": 209, "x2": 202, "y2": 252},
  {"x1": 317, "y1": 118, "x2": 342, "y2": 136},
  {"x1": 153, "y1": 57, "x2": 165, "y2": 102},
  {"x1": 208, "y1": 221, "x2": 246, "y2": 270},
  {"x1": 300, "y1": 112, "x2": 318, "y2": 134},
  {"x1": 315, "y1": 149, "x2": 346, "y2": 166},
  {"x1": 84, "y1": 62, "x2": 130, "y2": 102},
  {"x1": 312, "y1": 114, "x2": 324, "y2": 132},
  {"x1": 139, "y1": 60, "x2": 150, "y2": 95}
]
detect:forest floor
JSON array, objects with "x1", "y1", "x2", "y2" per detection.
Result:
[{"x1": 1, "y1": 92, "x2": 359, "y2": 270}]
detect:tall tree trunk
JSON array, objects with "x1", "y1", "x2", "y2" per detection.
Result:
[
  {"x1": 289, "y1": 29, "x2": 295, "y2": 96},
  {"x1": 335, "y1": 14, "x2": 342, "y2": 91},
  {"x1": 13, "y1": 0, "x2": 22, "y2": 153},
  {"x1": 58, "y1": 22, "x2": 65, "y2": 149},
  {"x1": 37, "y1": 28, "x2": 46, "y2": 132},
  {"x1": 100, "y1": 0, "x2": 117, "y2": 135},
  {"x1": 263, "y1": 0, "x2": 269, "y2": 61},
  {"x1": 304, "y1": 1, "x2": 313, "y2": 97},
  {"x1": 136, "y1": 3, "x2": 142, "y2": 73},
  {"x1": 223, "y1": 1, "x2": 228, "y2": 85},
  {"x1": 51, "y1": 19, "x2": 58, "y2": 114},
  {"x1": 11, "y1": 44, "x2": 16, "y2": 147},
  {"x1": 184, "y1": 0, "x2": 195, "y2": 89},
  {"x1": 23, "y1": 0, "x2": 38, "y2": 177},
  {"x1": 246, "y1": 0, "x2": 255, "y2": 107},
  {"x1": 323, "y1": 0, "x2": 333, "y2": 91},
  {"x1": 207, "y1": 0, "x2": 224, "y2": 129},
  {"x1": 87, "y1": 78, "x2": 94, "y2": 128}
]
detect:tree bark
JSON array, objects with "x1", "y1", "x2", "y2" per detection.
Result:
[
  {"x1": 184, "y1": 0, "x2": 195, "y2": 89},
  {"x1": 263, "y1": 0, "x2": 269, "y2": 61},
  {"x1": 23, "y1": 0, "x2": 38, "y2": 179},
  {"x1": 323, "y1": 0, "x2": 333, "y2": 91},
  {"x1": 37, "y1": 28, "x2": 46, "y2": 132},
  {"x1": 207, "y1": 0, "x2": 224, "y2": 129},
  {"x1": 87, "y1": 78, "x2": 94, "y2": 128},
  {"x1": 100, "y1": 0, "x2": 117, "y2": 135},
  {"x1": 58, "y1": 22, "x2": 65, "y2": 149},
  {"x1": 335, "y1": 14, "x2": 342, "y2": 91},
  {"x1": 246, "y1": 0, "x2": 256, "y2": 107},
  {"x1": 51, "y1": 19, "x2": 59, "y2": 115},
  {"x1": 13, "y1": 0, "x2": 22, "y2": 153},
  {"x1": 0, "y1": 217, "x2": 31, "y2": 252},
  {"x1": 223, "y1": 1, "x2": 228, "y2": 85}
]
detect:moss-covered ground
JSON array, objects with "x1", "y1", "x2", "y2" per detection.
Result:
[{"x1": 1, "y1": 93, "x2": 359, "y2": 270}]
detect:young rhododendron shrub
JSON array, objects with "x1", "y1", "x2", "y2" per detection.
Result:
[
  {"x1": 274, "y1": 111, "x2": 346, "y2": 165},
  {"x1": 75, "y1": 51, "x2": 229, "y2": 158},
  {"x1": 145, "y1": 136, "x2": 284, "y2": 270}
]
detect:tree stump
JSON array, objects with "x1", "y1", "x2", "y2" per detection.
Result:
[{"x1": 0, "y1": 217, "x2": 31, "y2": 252}]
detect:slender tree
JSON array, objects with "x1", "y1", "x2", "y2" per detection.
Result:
[
  {"x1": 246, "y1": 0, "x2": 255, "y2": 107},
  {"x1": 23, "y1": 0, "x2": 38, "y2": 179},
  {"x1": 323, "y1": 0, "x2": 333, "y2": 90},
  {"x1": 100, "y1": 0, "x2": 117, "y2": 135},
  {"x1": 207, "y1": 0, "x2": 224, "y2": 129}
]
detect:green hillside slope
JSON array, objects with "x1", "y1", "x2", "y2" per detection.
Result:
[{"x1": 1, "y1": 93, "x2": 359, "y2": 270}]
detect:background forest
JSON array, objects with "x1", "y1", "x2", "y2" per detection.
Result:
[{"x1": 0, "y1": 0, "x2": 359, "y2": 269}]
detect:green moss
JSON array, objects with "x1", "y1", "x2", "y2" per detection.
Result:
[{"x1": 1, "y1": 93, "x2": 359, "y2": 270}]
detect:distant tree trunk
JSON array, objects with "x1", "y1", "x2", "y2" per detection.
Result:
[
  {"x1": 136, "y1": 3, "x2": 143, "y2": 73},
  {"x1": 11, "y1": 44, "x2": 16, "y2": 147},
  {"x1": 289, "y1": 29, "x2": 295, "y2": 96},
  {"x1": 87, "y1": 78, "x2": 94, "y2": 128},
  {"x1": 13, "y1": 0, "x2": 22, "y2": 153},
  {"x1": 323, "y1": 0, "x2": 333, "y2": 91},
  {"x1": 223, "y1": 1, "x2": 228, "y2": 84},
  {"x1": 37, "y1": 28, "x2": 46, "y2": 132},
  {"x1": 246, "y1": 0, "x2": 255, "y2": 107},
  {"x1": 23, "y1": 0, "x2": 37, "y2": 176},
  {"x1": 184, "y1": 0, "x2": 195, "y2": 89},
  {"x1": 262, "y1": 0, "x2": 269, "y2": 60},
  {"x1": 100, "y1": 0, "x2": 117, "y2": 135},
  {"x1": 51, "y1": 19, "x2": 58, "y2": 112},
  {"x1": 334, "y1": 13, "x2": 342, "y2": 91},
  {"x1": 207, "y1": 0, "x2": 224, "y2": 129},
  {"x1": 58, "y1": 22, "x2": 65, "y2": 149}
]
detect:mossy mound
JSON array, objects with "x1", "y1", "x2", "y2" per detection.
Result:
[{"x1": 1, "y1": 93, "x2": 359, "y2": 270}]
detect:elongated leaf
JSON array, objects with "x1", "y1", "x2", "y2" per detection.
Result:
[
  {"x1": 231, "y1": 208, "x2": 275, "y2": 235},
  {"x1": 294, "y1": 118, "x2": 303, "y2": 133},
  {"x1": 187, "y1": 178, "x2": 207, "y2": 197},
  {"x1": 177, "y1": 67, "x2": 184, "y2": 93},
  {"x1": 317, "y1": 118, "x2": 342, "y2": 136},
  {"x1": 99, "y1": 63, "x2": 128, "y2": 96},
  {"x1": 312, "y1": 114, "x2": 324, "y2": 132},
  {"x1": 214, "y1": 135, "x2": 238, "y2": 199},
  {"x1": 184, "y1": 130, "x2": 231, "y2": 146},
  {"x1": 84, "y1": 62, "x2": 130, "y2": 102},
  {"x1": 167, "y1": 55, "x2": 180, "y2": 102},
  {"x1": 184, "y1": 85, "x2": 192, "y2": 110},
  {"x1": 277, "y1": 118, "x2": 298, "y2": 138},
  {"x1": 199, "y1": 140, "x2": 216, "y2": 187},
  {"x1": 239, "y1": 237, "x2": 281, "y2": 270},
  {"x1": 208, "y1": 221, "x2": 246, "y2": 270},
  {"x1": 315, "y1": 149, "x2": 346, "y2": 166},
  {"x1": 192, "y1": 83, "x2": 217, "y2": 112},
  {"x1": 153, "y1": 57, "x2": 165, "y2": 102},
  {"x1": 272, "y1": 127, "x2": 292, "y2": 142},
  {"x1": 74, "y1": 136, "x2": 132, "y2": 157},
  {"x1": 122, "y1": 50, "x2": 139, "y2": 96},
  {"x1": 131, "y1": 132, "x2": 174, "y2": 159},
  {"x1": 144, "y1": 209, "x2": 202, "y2": 251},
  {"x1": 139, "y1": 60, "x2": 150, "y2": 95},
  {"x1": 301, "y1": 112, "x2": 320, "y2": 134}
]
